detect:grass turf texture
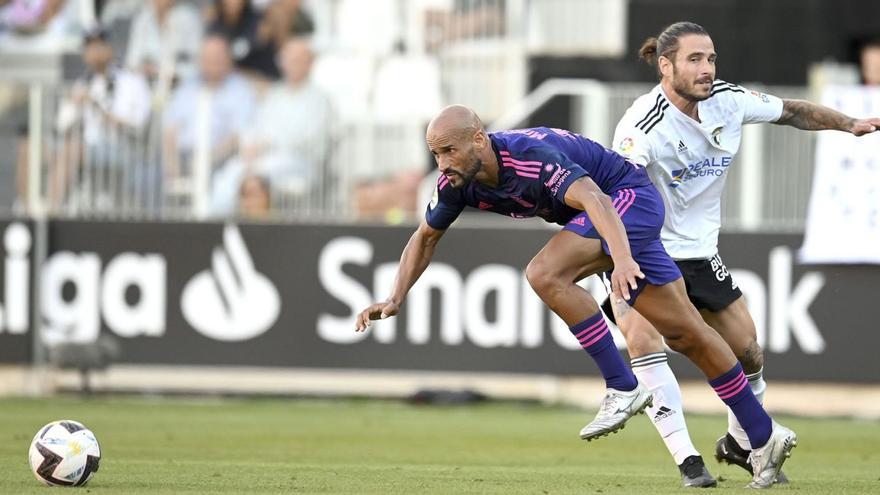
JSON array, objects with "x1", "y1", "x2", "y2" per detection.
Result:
[{"x1": 1, "y1": 397, "x2": 878, "y2": 494}]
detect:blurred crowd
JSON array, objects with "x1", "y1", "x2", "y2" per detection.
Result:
[
  {"x1": 2, "y1": 0, "x2": 877, "y2": 221},
  {"x1": 2, "y1": 0, "x2": 506, "y2": 220}
]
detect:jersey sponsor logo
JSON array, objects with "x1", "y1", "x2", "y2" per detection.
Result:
[
  {"x1": 710, "y1": 254, "x2": 732, "y2": 284},
  {"x1": 677, "y1": 140, "x2": 688, "y2": 154},
  {"x1": 544, "y1": 163, "x2": 572, "y2": 195},
  {"x1": 618, "y1": 137, "x2": 635, "y2": 154},
  {"x1": 668, "y1": 156, "x2": 733, "y2": 188},
  {"x1": 750, "y1": 90, "x2": 770, "y2": 103}
]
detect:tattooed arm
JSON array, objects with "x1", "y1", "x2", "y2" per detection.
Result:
[{"x1": 775, "y1": 99, "x2": 880, "y2": 136}]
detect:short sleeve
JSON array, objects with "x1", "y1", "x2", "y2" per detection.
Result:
[
  {"x1": 736, "y1": 86, "x2": 784, "y2": 124},
  {"x1": 536, "y1": 147, "x2": 589, "y2": 200},
  {"x1": 424, "y1": 175, "x2": 465, "y2": 230},
  {"x1": 611, "y1": 122, "x2": 652, "y2": 166}
]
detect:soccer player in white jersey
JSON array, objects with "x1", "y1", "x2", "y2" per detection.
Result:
[{"x1": 603, "y1": 21, "x2": 880, "y2": 487}]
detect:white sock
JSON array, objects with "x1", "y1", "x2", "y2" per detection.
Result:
[
  {"x1": 631, "y1": 353, "x2": 700, "y2": 465},
  {"x1": 727, "y1": 367, "x2": 766, "y2": 451}
]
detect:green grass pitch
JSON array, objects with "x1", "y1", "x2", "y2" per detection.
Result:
[{"x1": 1, "y1": 396, "x2": 878, "y2": 494}]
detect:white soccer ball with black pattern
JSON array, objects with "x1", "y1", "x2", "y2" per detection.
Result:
[{"x1": 28, "y1": 420, "x2": 101, "y2": 487}]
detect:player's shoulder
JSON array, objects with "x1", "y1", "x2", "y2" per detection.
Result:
[
  {"x1": 708, "y1": 79, "x2": 746, "y2": 97},
  {"x1": 619, "y1": 85, "x2": 670, "y2": 136},
  {"x1": 490, "y1": 129, "x2": 558, "y2": 158},
  {"x1": 705, "y1": 79, "x2": 748, "y2": 106}
]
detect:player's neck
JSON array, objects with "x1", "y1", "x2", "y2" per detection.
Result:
[
  {"x1": 661, "y1": 80, "x2": 701, "y2": 122},
  {"x1": 475, "y1": 147, "x2": 500, "y2": 188}
]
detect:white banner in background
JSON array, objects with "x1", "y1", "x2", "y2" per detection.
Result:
[{"x1": 800, "y1": 86, "x2": 880, "y2": 264}]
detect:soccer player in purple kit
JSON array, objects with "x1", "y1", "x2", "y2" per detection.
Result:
[{"x1": 355, "y1": 104, "x2": 797, "y2": 489}]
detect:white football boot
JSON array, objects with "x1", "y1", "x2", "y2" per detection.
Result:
[
  {"x1": 747, "y1": 422, "x2": 797, "y2": 489},
  {"x1": 579, "y1": 383, "x2": 652, "y2": 441}
]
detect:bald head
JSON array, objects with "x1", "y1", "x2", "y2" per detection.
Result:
[
  {"x1": 426, "y1": 105, "x2": 484, "y2": 139},
  {"x1": 426, "y1": 105, "x2": 492, "y2": 189}
]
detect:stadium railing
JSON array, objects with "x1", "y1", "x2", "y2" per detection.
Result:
[{"x1": 15, "y1": 79, "x2": 815, "y2": 231}]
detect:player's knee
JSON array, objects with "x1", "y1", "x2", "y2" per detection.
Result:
[
  {"x1": 525, "y1": 257, "x2": 560, "y2": 298},
  {"x1": 621, "y1": 321, "x2": 665, "y2": 356},
  {"x1": 663, "y1": 333, "x2": 697, "y2": 357},
  {"x1": 736, "y1": 339, "x2": 764, "y2": 373},
  {"x1": 659, "y1": 319, "x2": 712, "y2": 358}
]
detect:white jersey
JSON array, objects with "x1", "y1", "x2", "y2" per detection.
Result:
[{"x1": 612, "y1": 80, "x2": 783, "y2": 259}]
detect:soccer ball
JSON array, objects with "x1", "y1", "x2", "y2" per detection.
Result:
[{"x1": 28, "y1": 420, "x2": 101, "y2": 486}]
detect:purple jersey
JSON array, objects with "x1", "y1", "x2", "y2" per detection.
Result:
[{"x1": 425, "y1": 127, "x2": 653, "y2": 230}]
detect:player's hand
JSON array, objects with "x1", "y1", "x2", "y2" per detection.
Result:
[
  {"x1": 610, "y1": 256, "x2": 645, "y2": 302},
  {"x1": 355, "y1": 300, "x2": 400, "y2": 332},
  {"x1": 850, "y1": 118, "x2": 880, "y2": 136}
]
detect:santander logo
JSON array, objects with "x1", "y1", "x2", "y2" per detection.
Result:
[{"x1": 181, "y1": 225, "x2": 281, "y2": 341}]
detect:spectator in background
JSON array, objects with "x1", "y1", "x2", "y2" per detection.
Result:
[
  {"x1": 249, "y1": 0, "x2": 313, "y2": 78},
  {"x1": 209, "y1": 37, "x2": 334, "y2": 216},
  {"x1": 125, "y1": 0, "x2": 202, "y2": 97},
  {"x1": 0, "y1": 0, "x2": 66, "y2": 34},
  {"x1": 203, "y1": 0, "x2": 264, "y2": 77},
  {"x1": 238, "y1": 173, "x2": 272, "y2": 219},
  {"x1": 423, "y1": 0, "x2": 506, "y2": 52},
  {"x1": 48, "y1": 27, "x2": 151, "y2": 208},
  {"x1": 1, "y1": 0, "x2": 95, "y2": 52},
  {"x1": 163, "y1": 34, "x2": 256, "y2": 183},
  {"x1": 205, "y1": 0, "x2": 313, "y2": 83},
  {"x1": 860, "y1": 39, "x2": 880, "y2": 86}
]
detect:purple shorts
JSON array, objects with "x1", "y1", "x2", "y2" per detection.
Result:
[{"x1": 562, "y1": 184, "x2": 682, "y2": 303}]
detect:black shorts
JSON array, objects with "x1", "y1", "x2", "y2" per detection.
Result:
[{"x1": 601, "y1": 253, "x2": 742, "y2": 323}]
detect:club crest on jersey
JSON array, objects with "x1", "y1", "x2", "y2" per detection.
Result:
[
  {"x1": 711, "y1": 126, "x2": 723, "y2": 146},
  {"x1": 668, "y1": 156, "x2": 733, "y2": 188}
]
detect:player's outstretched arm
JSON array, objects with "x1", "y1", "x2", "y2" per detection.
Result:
[
  {"x1": 563, "y1": 177, "x2": 644, "y2": 301},
  {"x1": 775, "y1": 99, "x2": 880, "y2": 136},
  {"x1": 355, "y1": 220, "x2": 446, "y2": 332}
]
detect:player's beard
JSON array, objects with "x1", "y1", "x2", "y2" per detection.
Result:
[
  {"x1": 447, "y1": 154, "x2": 482, "y2": 188},
  {"x1": 671, "y1": 70, "x2": 712, "y2": 102}
]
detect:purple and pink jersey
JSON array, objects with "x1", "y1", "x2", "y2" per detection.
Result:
[
  {"x1": 426, "y1": 127, "x2": 681, "y2": 301},
  {"x1": 425, "y1": 127, "x2": 653, "y2": 230}
]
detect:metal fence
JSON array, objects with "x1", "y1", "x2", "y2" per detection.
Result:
[{"x1": 13, "y1": 79, "x2": 817, "y2": 231}]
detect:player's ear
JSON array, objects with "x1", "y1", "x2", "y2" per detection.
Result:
[
  {"x1": 473, "y1": 129, "x2": 486, "y2": 149},
  {"x1": 658, "y1": 55, "x2": 673, "y2": 79}
]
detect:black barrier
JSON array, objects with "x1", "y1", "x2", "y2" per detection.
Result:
[{"x1": 0, "y1": 219, "x2": 876, "y2": 383}]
